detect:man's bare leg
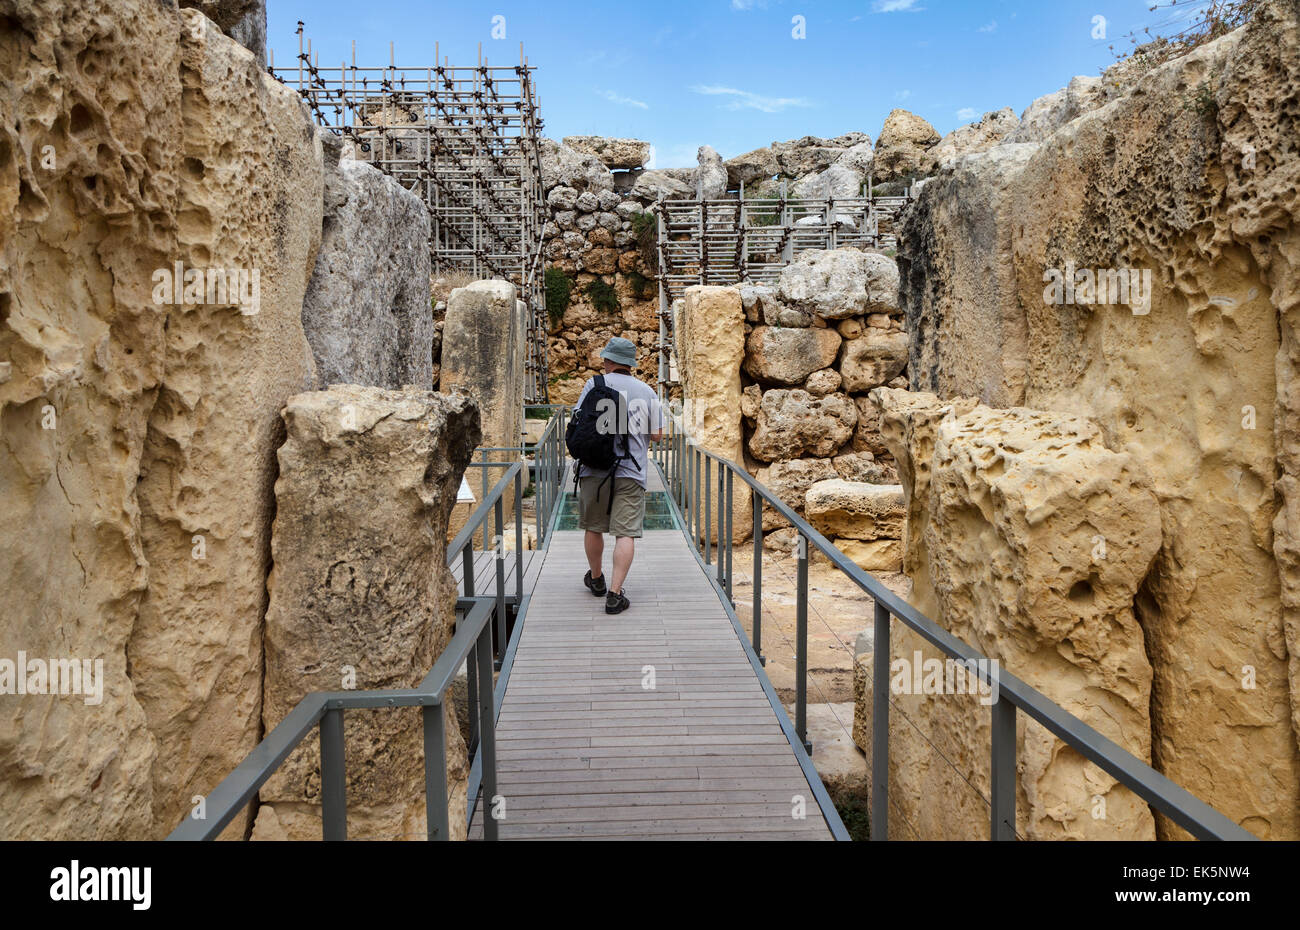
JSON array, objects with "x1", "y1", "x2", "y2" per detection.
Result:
[
  {"x1": 585, "y1": 530, "x2": 605, "y2": 580},
  {"x1": 610, "y1": 536, "x2": 635, "y2": 594}
]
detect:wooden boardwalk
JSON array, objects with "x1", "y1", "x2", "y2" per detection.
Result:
[
  {"x1": 470, "y1": 525, "x2": 833, "y2": 840},
  {"x1": 453, "y1": 550, "x2": 541, "y2": 600}
]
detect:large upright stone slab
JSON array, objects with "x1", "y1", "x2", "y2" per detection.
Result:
[
  {"x1": 439, "y1": 281, "x2": 527, "y2": 539},
  {"x1": 302, "y1": 143, "x2": 433, "y2": 390},
  {"x1": 675, "y1": 286, "x2": 751, "y2": 541},
  {"x1": 256, "y1": 385, "x2": 480, "y2": 840}
]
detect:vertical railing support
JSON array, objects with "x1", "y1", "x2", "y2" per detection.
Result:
[
  {"x1": 320, "y1": 708, "x2": 347, "y2": 841},
  {"x1": 423, "y1": 701, "x2": 449, "y2": 841},
  {"x1": 704, "y1": 455, "x2": 712, "y2": 565},
  {"x1": 991, "y1": 695, "x2": 1017, "y2": 841},
  {"x1": 795, "y1": 533, "x2": 809, "y2": 753},
  {"x1": 493, "y1": 497, "x2": 506, "y2": 668},
  {"x1": 871, "y1": 600, "x2": 890, "y2": 841},
  {"x1": 476, "y1": 624, "x2": 499, "y2": 842},
  {"x1": 513, "y1": 468, "x2": 524, "y2": 599},
  {"x1": 724, "y1": 468, "x2": 734, "y2": 602},
  {"x1": 752, "y1": 491, "x2": 764, "y2": 665}
]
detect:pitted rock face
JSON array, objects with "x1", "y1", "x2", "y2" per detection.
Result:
[
  {"x1": 561, "y1": 136, "x2": 651, "y2": 170},
  {"x1": 896, "y1": 1, "x2": 1300, "y2": 839},
  {"x1": 748, "y1": 389, "x2": 858, "y2": 462},
  {"x1": 839, "y1": 329, "x2": 909, "y2": 393},
  {"x1": 540, "y1": 137, "x2": 614, "y2": 193},
  {"x1": 778, "y1": 248, "x2": 901, "y2": 319},
  {"x1": 744, "y1": 326, "x2": 842, "y2": 387},
  {"x1": 928, "y1": 107, "x2": 1020, "y2": 167}
]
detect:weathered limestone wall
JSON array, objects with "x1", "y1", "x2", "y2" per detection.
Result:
[
  {"x1": 893, "y1": 1, "x2": 1300, "y2": 838},
  {"x1": 735, "y1": 250, "x2": 910, "y2": 569},
  {"x1": 302, "y1": 136, "x2": 433, "y2": 390},
  {"x1": 0, "y1": 0, "x2": 322, "y2": 838},
  {"x1": 872, "y1": 390, "x2": 1163, "y2": 839},
  {"x1": 256, "y1": 386, "x2": 480, "y2": 840}
]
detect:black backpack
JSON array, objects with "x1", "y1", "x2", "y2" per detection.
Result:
[{"x1": 565, "y1": 375, "x2": 632, "y2": 512}]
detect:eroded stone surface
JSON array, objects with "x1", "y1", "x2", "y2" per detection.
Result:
[{"x1": 258, "y1": 386, "x2": 479, "y2": 840}]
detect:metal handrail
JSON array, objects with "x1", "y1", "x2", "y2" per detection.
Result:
[
  {"x1": 653, "y1": 416, "x2": 1256, "y2": 842},
  {"x1": 168, "y1": 596, "x2": 499, "y2": 841}
]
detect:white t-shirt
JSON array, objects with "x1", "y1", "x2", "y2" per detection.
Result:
[{"x1": 574, "y1": 372, "x2": 666, "y2": 489}]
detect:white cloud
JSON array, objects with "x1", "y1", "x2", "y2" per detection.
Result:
[
  {"x1": 956, "y1": 107, "x2": 979, "y2": 121},
  {"x1": 978, "y1": 20, "x2": 997, "y2": 33},
  {"x1": 599, "y1": 89, "x2": 649, "y2": 110},
  {"x1": 872, "y1": 0, "x2": 924, "y2": 12},
  {"x1": 691, "y1": 84, "x2": 813, "y2": 113},
  {"x1": 895, "y1": 89, "x2": 912, "y2": 100}
]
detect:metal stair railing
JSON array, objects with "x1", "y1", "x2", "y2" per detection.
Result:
[{"x1": 652, "y1": 414, "x2": 1257, "y2": 842}]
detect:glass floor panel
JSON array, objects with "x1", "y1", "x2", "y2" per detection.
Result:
[{"x1": 555, "y1": 491, "x2": 679, "y2": 531}]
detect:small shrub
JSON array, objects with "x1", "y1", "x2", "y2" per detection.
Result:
[
  {"x1": 586, "y1": 278, "x2": 620, "y2": 315},
  {"x1": 631, "y1": 211, "x2": 658, "y2": 268},
  {"x1": 1110, "y1": 1, "x2": 1263, "y2": 71},
  {"x1": 1185, "y1": 78, "x2": 1219, "y2": 123},
  {"x1": 626, "y1": 270, "x2": 652, "y2": 301},
  {"x1": 545, "y1": 267, "x2": 573, "y2": 328}
]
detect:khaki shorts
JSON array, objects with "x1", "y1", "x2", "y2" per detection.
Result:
[{"x1": 578, "y1": 476, "x2": 646, "y2": 538}]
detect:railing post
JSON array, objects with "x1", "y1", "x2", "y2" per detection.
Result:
[
  {"x1": 991, "y1": 695, "x2": 1017, "y2": 841},
  {"x1": 534, "y1": 430, "x2": 544, "y2": 547},
  {"x1": 704, "y1": 455, "x2": 712, "y2": 565},
  {"x1": 494, "y1": 497, "x2": 506, "y2": 668},
  {"x1": 476, "y1": 623, "x2": 499, "y2": 841},
  {"x1": 480, "y1": 448, "x2": 490, "y2": 551},
  {"x1": 514, "y1": 467, "x2": 524, "y2": 599},
  {"x1": 693, "y1": 447, "x2": 701, "y2": 550},
  {"x1": 871, "y1": 600, "x2": 890, "y2": 841},
  {"x1": 752, "y1": 491, "x2": 764, "y2": 664},
  {"x1": 422, "y1": 702, "x2": 449, "y2": 840},
  {"x1": 320, "y1": 708, "x2": 347, "y2": 841},
  {"x1": 462, "y1": 545, "x2": 475, "y2": 597},
  {"x1": 795, "y1": 533, "x2": 809, "y2": 753},
  {"x1": 724, "y1": 468, "x2": 734, "y2": 602}
]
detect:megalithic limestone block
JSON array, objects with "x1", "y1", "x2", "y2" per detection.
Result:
[
  {"x1": 440, "y1": 281, "x2": 526, "y2": 542},
  {"x1": 675, "y1": 286, "x2": 751, "y2": 543},
  {"x1": 866, "y1": 390, "x2": 1162, "y2": 839},
  {"x1": 898, "y1": 1, "x2": 1300, "y2": 838},
  {"x1": 256, "y1": 386, "x2": 480, "y2": 840},
  {"x1": 301, "y1": 141, "x2": 434, "y2": 390}
]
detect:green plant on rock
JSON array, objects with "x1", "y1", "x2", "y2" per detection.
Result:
[
  {"x1": 631, "y1": 211, "x2": 658, "y2": 268},
  {"x1": 586, "y1": 278, "x2": 620, "y2": 315},
  {"x1": 626, "y1": 270, "x2": 652, "y2": 302},
  {"x1": 545, "y1": 266, "x2": 573, "y2": 329},
  {"x1": 1185, "y1": 78, "x2": 1219, "y2": 123}
]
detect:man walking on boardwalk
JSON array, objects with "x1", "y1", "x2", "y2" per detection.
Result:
[{"x1": 572, "y1": 336, "x2": 665, "y2": 615}]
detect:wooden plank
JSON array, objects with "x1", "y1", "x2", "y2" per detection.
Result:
[{"x1": 471, "y1": 527, "x2": 832, "y2": 840}]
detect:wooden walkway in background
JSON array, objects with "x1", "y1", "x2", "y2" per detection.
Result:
[
  {"x1": 470, "y1": 527, "x2": 832, "y2": 840},
  {"x1": 453, "y1": 550, "x2": 542, "y2": 600}
]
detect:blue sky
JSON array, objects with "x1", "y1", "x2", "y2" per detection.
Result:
[{"x1": 267, "y1": 0, "x2": 1191, "y2": 168}]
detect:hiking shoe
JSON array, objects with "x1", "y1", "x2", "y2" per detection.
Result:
[
  {"x1": 605, "y1": 589, "x2": 630, "y2": 615},
  {"x1": 584, "y1": 570, "x2": 607, "y2": 597}
]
